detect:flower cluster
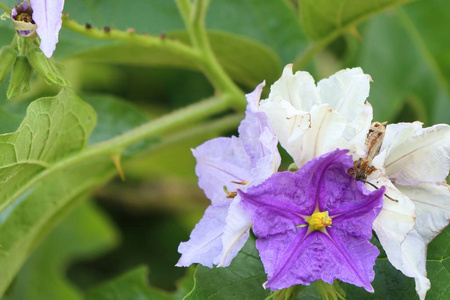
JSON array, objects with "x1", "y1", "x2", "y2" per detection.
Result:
[{"x1": 178, "y1": 65, "x2": 450, "y2": 299}]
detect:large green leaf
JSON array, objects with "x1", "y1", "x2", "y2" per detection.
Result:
[
  {"x1": 85, "y1": 266, "x2": 195, "y2": 300},
  {"x1": 86, "y1": 267, "x2": 172, "y2": 300},
  {"x1": 3, "y1": 201, "x2": 118, "y2": 300},
  {"x1": 354, "y1": 8, "x2": 450, "y2": 124},
  {"x1": 184, "y1": 236, "x2": 270, "y2": 299},
  {"x1": 70, "y1": 31, "x2": 281, "y2": 89},
  {"x1": 0, "y1": 89, "x2": 96, "y2": 212},
  {"x1": 300, "y1": 0, "x2": 414, "y2": 40}
]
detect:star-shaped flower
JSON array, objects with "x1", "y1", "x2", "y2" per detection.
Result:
[
  {"x1": 177, "y1": 82, "x2": 281, "y2": 268},
  {"x1": 239, "y1": 149, "x2": 384, "y2": 291}
]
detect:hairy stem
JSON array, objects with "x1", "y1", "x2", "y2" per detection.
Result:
[{"x1": 1, "y1": 94, "x2": 233, "y2": 212}]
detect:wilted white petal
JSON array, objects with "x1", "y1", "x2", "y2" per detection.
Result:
[
  {"x1": 384, "y1": 124, "x2": 450, "y2": 186},
  {"x1": 397, "y1": 182, "x2": 450, "y2": 244},
  {"x1": 268, "y1": 64, "x2": 320, "y2": 111},
  {"x1": 218, "y1": 197, "x2": 251, "y2": 267},
  {"x1": 370, "y1": 175, "x2": 416, "y2": 273},
  {"x1": 372, "y1": 122, "x2": 423, "y2": 169}
]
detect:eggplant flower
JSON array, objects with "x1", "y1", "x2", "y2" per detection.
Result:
[
  {"x1": 176, "y1": 82, "x2": 281, "y2": 268},
  {"x1": 240, "y1": 149, "x2": 384, "y2": 291},
  {"x1": 260, "y1": 64, "x2": 373, "y2": 167},
  {"x1": 368, "y1": 122, "x2": 450, "y2": 299},
  {"x1": 12, "y1": 1, "x2": 65, "y2": 57}
]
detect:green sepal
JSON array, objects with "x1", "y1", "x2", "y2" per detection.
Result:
[
  {"x1": 0, "y1": 46, "x2": 18, "y2": 84},
  {"x1": 26, "y1": 47, "x2": 70, "y2": 87},
  {"x1": 7, "y1": 55, "x2": 32, "y2": 99},
  {"x1": 314, "y1": 280, "x2": 346, "y2": 300}
]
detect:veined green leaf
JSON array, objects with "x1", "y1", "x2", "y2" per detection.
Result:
[
  {"x1": 425, "y1": 226, "x2": 450, "y2": 299},
  {"x1": 354, "y1": 9, "x2": 450, "y2": 124},
  {"x1": 0, "y1": 88, "x2": 96, "y2": 212}
]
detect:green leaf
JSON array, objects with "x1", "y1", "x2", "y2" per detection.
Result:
[
  {"x1": 0, "y1": 88, "x2": 96, "y2": 212},
  {"x1": 425, "y1": 226, "x2": 450, "y2": 299},
  {"x1": 207, "y1": 0, "x2": 307, "y2": 64},
  {"x1": 83, "y1": 94, "x2": 149, "y2": 145},
  {"x1": 184, "y1": 236, "x2": 270, "y2": 299},
  {"x1": 70, "y1": 31, "x2": 281, "y2": 89},
  {"x1": 3, "y1": 201, "x2": 118, "y2": 300},
  {"x1": 354, "y1": 8, "x2": 450, "y2": 124},
  {"x1": 300, "y1": 0, "x2": 414, "y2": 40},
  {"x1": 0, "y1": 107, "x2": 21, "y2": 134},
  {"x1": 86, "y1": 267, "x2": 172, "y2": 300}
]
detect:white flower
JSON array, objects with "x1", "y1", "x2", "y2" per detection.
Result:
[
  {"x1": 369, "y1": 122, "x2": 450, "y2": 299},
  {"x1": 260, "y1": 64, "x2": 373, "y2": 167}
]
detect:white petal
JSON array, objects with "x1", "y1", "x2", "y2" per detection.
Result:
[
  {"x1": 372, "y1": 122, "x2": 422, "y2": 169},
  {"x1": 384, "y1": 124, "x2": 450, "y2": 185},
  {"x1": 400, "y1": 230, "x2": 430, "y2": 300},
  {"x1": 218, "y1": 197, "x2": 251, "y2": 267},
  {"x1": 259, "y1": 97, "x2": 310, "y2": 163},
  {"x1": 397, "y1": 182, "x2": 450, "y2": 244},
  {"x1": 295, "y1": 104, "x2": 347, "y2": 166},
  {"x1": 317, "y1": 67, "x2": 371, "y2": 121},
  {"x1": 371, "y1": 175, "x2": 416, "y2": 273},
  {"x1": 177, "y1": 205, "x2": 228, "y2": 267},
  {"x1": 266, "y1": 64, "x2": 321, "y2": 111}
]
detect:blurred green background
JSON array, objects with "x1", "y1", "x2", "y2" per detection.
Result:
[{"x1": 0, "y1": 0, "x2": 449, "y2": 299}]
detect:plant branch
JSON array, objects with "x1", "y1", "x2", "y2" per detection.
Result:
[
  {"x1": 176, "y1": 0, "x2": 244, "y2": 110},
  {"x1": 61, "y1": 15, "x2": 202, "y2": 65},
  {"x1": 2, "y1": 94, "x2": 233, "y2": 213}
]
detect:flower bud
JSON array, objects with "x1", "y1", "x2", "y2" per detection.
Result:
[
  {"x1": 0, "y1": 46, "x2": 18, "y2": 84},
  {"x1": 7, "y1": 56, "x2": 33, "y2": 99},
  {"x1": 26, "y1": 47, "x2": 69, "y2": 87}
]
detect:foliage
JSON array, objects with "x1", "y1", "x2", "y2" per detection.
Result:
[{"x1": 0, "y1": 0, "x2": 448, "y2": 299}]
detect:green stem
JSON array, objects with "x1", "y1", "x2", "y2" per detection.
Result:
[
  {"x1": 1, "y1": 94, "x2": 232, "y2": 213},
  {"x1": 175, "y1": 0, "x2": 244, "y2": 110},
  {"x1": 0, "y1": 1, "x2": 10, "y2": 14},
  {"x1": 61, "y1": 16, "x2": 201, "y2": 65}
]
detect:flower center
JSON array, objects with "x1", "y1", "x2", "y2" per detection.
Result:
[
  {"x1": 17, "y1": 13, "x2": 33, "y2": 23},
  {"x1": 307, "y1": 211, "x2": 332, "y2": 230}
]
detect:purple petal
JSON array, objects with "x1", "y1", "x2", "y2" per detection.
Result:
[
  {"x1": 239, "y1": 171, "x2": 311, "y2": 237},
  {"x1": 176, "y1": 205, "x2": 228, "y2": 268},
  {"x1": 239, "y1": 82, "x2": 281, "y2": 179},
  {"x1": 194, "y1": 137, "x2": 252, "y2": 206},
  {"x1": 259, "y1": 229, "x2": 378, "y2": 292},
  {"x1": 30, "y1": 0, "x2": 65, "y2": 57}
]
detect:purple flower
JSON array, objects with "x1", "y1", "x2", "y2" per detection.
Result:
[
  {"x1": 12, "y1": 1, "x2": 65, "y2": 57},
  {"x1": 11, "y1": 1, "x2": 35, "y2": 36},
  {"x1": 239, "y1": 149, "x2": 385, "y2": 291},
  {"x1": 176, "y1": 82, "x2": 281, "y2": 268}
]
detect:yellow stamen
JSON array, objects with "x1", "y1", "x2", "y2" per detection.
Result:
[
  {"x1": 307, "y1": 211, "x2": 332, "y2": 231},
  {"x1": 231, "y1": 180, "x2": 249, "y2": 185}
]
